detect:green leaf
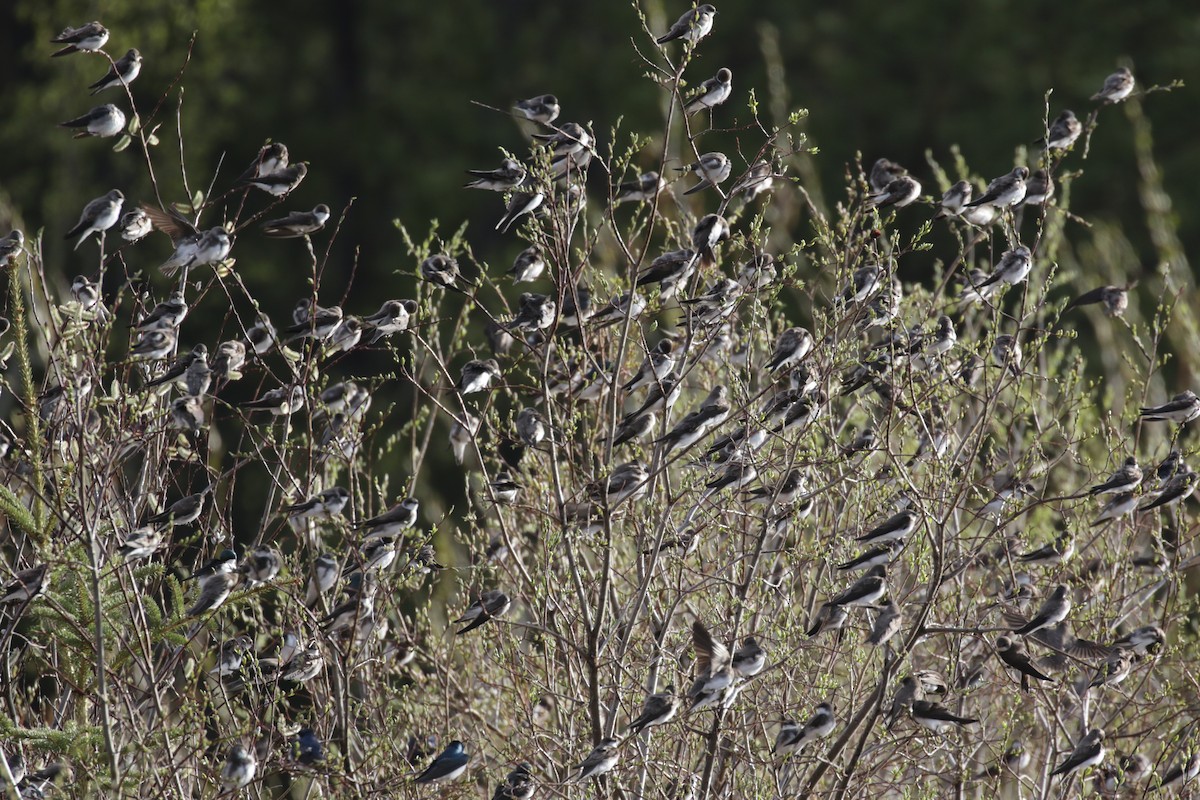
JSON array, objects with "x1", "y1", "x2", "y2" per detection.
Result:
[
  {"x1": 112, "y1": 135, "x2": 132, "y2": 153},
  {"x1": 0, "y1": 485, "x2": 38, "y2": 537}
]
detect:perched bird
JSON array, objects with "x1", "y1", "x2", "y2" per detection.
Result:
[
  {"x1": 1139, "y1": 391, "x2": 1200, "y2": 424},
  {"x1": 1050, "y1": 729, "x2": 1105, "y2": 778},
  {"x1": 455, "y1": 589, "x2": 511, "y2": 634},
  {"x1": 0, "y1": 565, "x2": 49, "y2": 606},
  {"x1": 911, "y1": 701, "x2": 978, "y2": 733},
  {"x1": 515, "y1": 407, "x2": 549, "y2": 446},
  {"x1": 826, "y1": 565, "x2": 886, "y2": 607},
  {"x1": 1089, "y1": 456, "x2": 1142, "y2": 495},
  {"x1": 627, "y1": 685, "x2": 679, "y2": 734},
  {"x1": 50, "y1": 21, "x2": 109, "y2": 56},
  {"x1": 261, "y1": 205, "x2": 331, "y2": 238},
  {"x1": 837, "y1": 541, "x2": 902, "y2": 573},
  {"x1": 975, "y1": 246, "x2": 1033, "y2": 290},
  {"x1": 414, "y1": 741, "x2": 470, "y2": 784},
  {"x1": 857, "y1": 510, "x2": 916, "y2": 544},
  {"x1": 508, "y1": 246, "x2": 545, "y2": 283},
  {"x1": 1092, "y1": 67, "x2": 1135, "y2": 104},
  {"x1": 59, "y1": 104, "x2": 126, "y2": 137},
  {"x1": 1011, "y1": 584, "x2": 1071, "y2": 636},
  {"x1": 806, "y1": 602, "x2": 850, "y2": 638},
  {"x1": 128, "y1": 329, "x2": 177, "y2": 361},
  {"x1": 934, "y1": 181, "x2": 972, "y2": 219},
  {"x1": 684, "y1": 68, "x2": 733, "y2": 115},
  {"x1": 465, "y1": 158, "x2": 527, "y2": 192},
  {"x1": 1153, "y1": 752, "x2": 1200, "y2": 792},
  {"x1": 0, "y1": 230, "x2": 23, "y2": 262},
  {"x1": 656, "y1": 4, "x2": 717, "y2": 44},
  {"x1": 305, "y1": 553, "x2": 339, "y2": 606},
  {"x1": 774, "y1": 703, "x2": 835, "y2": 755},
  {"x1": 686, "y1": 620, "x2": 736, "y2": 711},
  {"x1": 492, "y1": 763, "x2": 535, "y2": 800},
  {"x1": 135, "y1": 290, "x2": 188, "y2": 332},
  {"x1": 88, "y1": 48, "x2": 142, "y2": 95},
  {"x1": 241, "y1": 162, "x2": 307, "y2": 196},
  {"x1": 237, "y1": 142, "x2": 289, "y2": 182},
  {"x1": 976, "y1": 741, "x2": 1031, "y2": 780},
  {"x1": 992, "y1": 334, "x2": 1022, "y2": 375},
  {"x1": 765, "y1": 327, "x2": 813, "y2": 372},
  {"x1": 868, "y1": 176, "x2": 921, "y2": 209},
  {"x1": 1091, "y1": 491, "x2": 1137, "y2": 526},
  {"x1": 186, "y1": 550, "x2": 239, "y2": 616},
  {"x1": 570, "y1": 739, "x2": 621, "y2": 782},
  {"x1": 869, "y1": 158, "x2": 907, "y2": 192},
  {"x1": 866, "y1": 600, "x2": 903, "y2": 646},
  {"x1": 1110, "y1": 625, "x2": 1165, "y2": 656},
  {"x1": 496, "y1": 188, "x2": 544, "y2": 233},
  {"x1": 1041, "y1": 110, "x2": 1082, "y2": 150},
  {"x1": 449, "y1": 413, "x2": 481, "y2": 465},
  {"x1": 1016, "y1": 530, "x2": 1074, "y2": 568},
  {"x1": 680, "y1": 151, "x2": 731, "y2": 195},
  {"x1": 245, "y1": 314, "x2": 278, "y2": 355},
  {"x1": 211, "y1": 635, "x2": 254, "y2": 677},
  {"x1": 458, "y1": 358, "x2": 501, "y2": 395},
  {"x1": 364, "y1": 299, "x2": 417, "y2": 343},
  {"x1": 220, "y1": 744, "x2": 257, "y2": 790},
  {"x1": 143, "y1": 206, "x2": 233, "y2": 277},
  {"x1": 994, "y1": 636, "x2": 1053, "y2": 691},
  {"x1": 65, "y1": 190, "x2": 124, "y2": 250},
  {"x1": 966, "y1": 166, "x2": 1029, "y2": 209},
  {"x1": 611, "y1": 410, "x2": 656, "y2": 447},
  {"x1": 355, "y1": 497, "x2": 420, "y2": 539},
  {"x1": 615, "y1": 171, "x2": 666, "y2": 204},
  {"x1": 120, "y1": 208, "x2": 151, "y2": 241},
  {"x1": 1088, "y1": 649, "x2": 1133, "y2": 690},
  {"x1": 513, "y1": 94, "x2": 560, "y2": 125},
  {"x1": 691, "y1": 213, "x2": 730, "y2": 267},
  {"x1": 294, "y1": 729, "x2": 324, "y2": 765},
  {"x1": 731, "y1": 160, "x2": 775, "y2": 202},
  {"x1": 636, "y1": 251, "x2": 695, "y2": 300},
  {"x1": 731, "y1": 637, "x2": 765, "y2": 677},
  {"x1": 282, "y1": 487, "x2": 350, "y2": 521},
  {"x1": 508, "y1": 293, "x2": 556, "y2": 331},
  {"x1": 117, "y1": 526, "x2": 165, "y2": 562}
]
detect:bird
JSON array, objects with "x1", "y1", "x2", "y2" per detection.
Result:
[
  {"x1": 237, "y1": 142, "x2": 289, "y2": 182},
  {"x1": 636, "y1": 251, "x2": 695, "y2": 300},
  {"x1": 1091, "y1": 492, "x2": 1137, "y2": 526},
  {"x1": 1088, "y1": 649, "x2": 1134, "y2": 690},
  {"x1": 806, "y1": 603, "x2": 850, "y2": 638},
  {"x1": 458, "y1": 358, "x2": 501, "y2": 395},
  {"x1": 0, "y1": 230, "x2": 23, "y2": 262},
  {"x1": 135, "y1": 290, "x2": 188, "y2": 332},
  {"x1": 731, "y1": 637, "x2": 765, "y2": 677},
  {"x1": 684, "y1": 68, "x2": 733, "y2": 115},
  {"x1": 627, "y1": 685, "x2": 679, "y2": 734},
  {"x1": 974, "y1": 246, "x2": 1033, "y2": 290},
  {"x1": 1, "y1": 565, "x2": 49, "y2": 606},
  {"x1": 281, "y1": 487, "x2": 350, "y2": 521},
  {"x1": 992, "y1": 334, "x2": 1022, "y2": 376},
  {"x1": 261, "y1": 205, "x2": 331, "y2": 238},
  {"x1": 508, "y1": 246, "x2": 545, "y2": 283},
  {"x1": 656, "y1": 4, "x2": 717, "y2": 45},
  {"x1": 911, "y1": 701, "x2": 977, "y2": 733},
  {"x1": 239, "y1": 385, "x2": 305, "y2": 416},
  {"x1": 1022, "y1": 168, "x2": 1055, "y2": 205},
  {"x1": 1089, "y1": 457, "x2": 1142, "y2": 495},
  {"x1": 826, "y1": 565, "x2": 887, "y2": 607},
  {"x1": 765, "y1": 327, "x2": 814, "y2": 372},
  {"x1": 611, "y1": 411, "x2": 656, "y2": 447},
  {"x1": 869, "y1": 158, "x2": 907, "y2": 192},
  {"x1": 186, "y1": 550, "x2": 239, "y2": 616},
  {"x1": 1016, "y1": 531, "x2": 1074, "y2": 568},
  {"x1": 117, "y1": 526, "x2": 165, "y2": 562},
  {"x1": 142, "y1": 206, "x2": 233, "y2": 277},
  {"x1": 65, "y1": 190, "x2": 124, "y2": 250},
  {"x1": 966, "y1": 166, "x2": 1029, "y2": 209},
  {"x1": 294, "y1": 729, "x2": 324, "y2": 765},
  {"x1": 128, "y1": 329, "x2": 177, "y2": 361},
  {"x1": 88, "y1": 48, "x2": 142, "y2": 94},
  {"x1": 686, "y1": 620, "x2": 736, "y2": 711},
  {"x1": 680, "y1": 151, "x2": 731, "y2": 195},
  {"x1": 1051, "y1": 729, "x2": 1105, "y2": 778},
  {"x1": 455, "y1": 590, "x2": 511, "y2": 634},
  {"x1": 934, "y1": 181, "x2": 972, "y2": 219},
  {"x1": 241, "y1": 162, "x2": 307, "y2": 196},
  {"x1": 1153, "y1": 752, "x2": 1200, "y2": 792},
  {"x1": 364, "y1": 299, "x2": 417, "y2": 343},
  {"x1": 119, "y1": 208, "x2": 151, "y2": 241},
  {"x1": 496, "y1": 188, "x2": 545, "y2": 233},
  {"x1": 857, "y1": 510, "x2": 917, "y2": 544},
  {"x1": 515, "y1": 407, "x2": 549, "y2": 446},
  {"x1": 1140, "y1": 391, "x2": 1200, "y2": 424},
  {"x1": 570, "y1": 739, "x2": 620, "y2": 782},
  {"x1": 868, "y1": 176, "x2": 921, "y2": 208},
  {"x1": 975, "y1": 741, "x2": 1031, "y2": 780},
  {"x1": 774, "y1": 703, "x2": 835, "y2": 755},
  {"x1": 414, "y1": 741, "x2": 470, "y2": 783},
  {"x1": 220, "y1": 744, "x2": 257, "y2": 790},
  {"x1": 60, "y1": 104, "x2": 126, "y2": 137},
  {"x1": 465, "y1": 158, "x2": 527, "y2": 191},
  {"x1": 731, "y1": 160, "x2": 775, "y2": 202},
  {"x1": 615, "y1": 171, "x2": 666, "y2": 204},
  {"x1": 355, "y1": 497, "x2": 420, "y2": 539},
  {"x1": 994, "y1": 636, "x2": 1053, "y2": 691},
  {"x1": 50, "y1": 21, "x2": 109, "y2": 56},
  {"x1": 513, "y1": 94, "x2": 560, "y2": 125},
  {"x1": 449, "y1": 414, "x2": 481, "y2": 465},
  {"x1": 1041, "y1": 110, "x2": 1082, "y2": 150},
  {"x1": 508, "y1": 293, "x2": 556, "y2": 331},
  {"x1": 1110, "y1": 625, "x2": 1165, "y2": 656},
  {"x1": 1011, "y1": 584, "x2": 1071, "y2": 636},
  {"x1": 1093, "y1": 67, "x2": 1135, "y2": 104},
  {"x1": 1064, "y1": 284, "x2": 1130, "y2": 317},
  {"x1": 866, "y1": 600, "x2": 903, "y2": 646},
  {"x1": 691, "y1": 213, "x2": 730, "y2": 267}
]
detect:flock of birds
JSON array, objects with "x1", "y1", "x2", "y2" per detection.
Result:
[{"x1": 0, "y1": 6, "x2": 1195, "y2": 799}]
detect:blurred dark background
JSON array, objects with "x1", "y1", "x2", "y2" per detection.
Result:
[{"x1": 0, "y1": 0, "x2": 1196, "y2": 527}]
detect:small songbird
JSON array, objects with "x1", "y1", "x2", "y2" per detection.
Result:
[
  {"x1": 1022, "y1": 168, "x2": 1055, "y2": 206},
  {"x1": 245, "y1": 314, "x2": 278, "y2": 355},
  {"x1": 866, "y1": 600, "x2": 903, "y2": 646},
  {"x1": 261, "y1": 205, "x2": 330, "y2": 238},
  {"x1": 1088, "y1": 649, "x2": 1134, "y2": 690},
  {"x1": 240, "y1": 385, "x2": 305, "y2": 416},
  {"x1": 294, "y1": 729, "x2": 324, "y2": 765},
  {"x1": 1092, "y1": 67, "x2": 1135, "y2": 104},
  {"x1": 731, "y1": 637, "x2": 765, "y2": 677},
  {"x1": 732, "y1": 160, "x2": 775, "y2": 202},
  {"x1": 685, "y1": 68, "x2": 733, "y2": 115},
  {"x1": 220, "y1": 744, "x2": 257, "y2": 790},
  {"x1": 627, "y1": 685, "x2": 679, "y2": 734},
  {"x1": 211, "y1": 635, "x2": 254, "y2": 677},
  {"x1": 966, "y1": 166, "x2": 1029, "y2": 209},
  {"x1": 508, "y1": 246, "x2": 546, "y2": 283},
  {"x1": 513, "y1": 94, "x2": 560, "y2": 125},
  {"x1": 975, "y1": 246, "x2": 1033, "y2": 290},
  {"x1": 1050, "y1": 729, "x2": 1105, "y2": 778},
  {"x1": 934, "y1": 181, "x2": 972, "y2": 219},
  {"x1": 355, "y1": 497, "x2": 420, "y2": 539},
  {"x1": 992, "y1": 334, "x2": 1022, "y2": 376},
  {"x1": 826, "y1": 565, "x2": 887, "y2": 607},
  {"x1": 135, "y1": 290, "x2": 188, "y2": 332},
  {"x1": 241, "y1": 162, "x2": 307, "y2": 196},
  {"x1": 465, "y1": 158, "x2": 527, "y2": 192},
  {"x1": 994, "y1": 636, "x2": 1053, "y2": 691},
  {"x1": 1110, "y1": 625, "x2": 1165, "y2": 656},
  {"x1": 1064, "y1": 284, "x2": 1130, "y2": 317},
  {"x1": 1091, "y1": 491, "x2": 1137, "y2": 526},
  {"x1": 120, "y1": 208, "x2": 151, "y2": 241},
  {"x1": 364, "y1": 299, "x2": 417, "y2": 343},
  {"x1": 656, "y1": 4, "x2": 717, "y2": 45},
  {"x1": 868, "y1": 176, "x2": 921, "y2": 208},
  {"x1": 1139, "y1": 390, "x2": 1200, "y2": 424},
  {"x1": 128, "y1": 329, "x2": 177, "y2": 361},
  {"x1": 455, "y1": 589, "x2": 511, "y2": 634},
  {"x1": 186, "y1": 549, "x2": 239, "y2": 616},
  {"x1": 1041, "y1": 110, "x2": 1082, "y2": 150},
  {"x1": 1016, "y1": 530, "x2": 1074, "y2": 568},
  {"x1": 0, "y1": 230, "x2": 23, "y2": 262},
  {"x1": 869, "y1": 158, "x2": 906, "y2": 192},
  {"x1": 611, "y1": 410, "x2": 656, "y2": 447},
  {"x1": 1154, "y1": 752, "x2": 1200, "y2": 792},
  {"x1": 637, "y1": 251, "x2": 695, "y2": 300},
  {"x1": 680, "y1": 151, "x2": 731, "y2": 195},
  {"x1": 910, "y1": 701, "x2": 978, "y2": 734},
  {"x1": 1, "y1": 565, "x2": 48, "y2": 606},
  {"x1": 143, "y1": 206, "x2": 233, "y2": 277},
  {"x1": 449, "y1": 413, "x2": 481, "y2": 465},
  {"x1": 458, "y1": 358, "x2": 501, "y2": 395},
  {"x1": 60, "y1": 104, "x2": 126, "y2": 137},
  {"x1": 765, "y1": 327, "x2": 814, "y2": 372},
  {"x1": 238, "y1": 142, "x2": 289, "y2": 181},
  {"x1": 492, "y1": 763, "x2": 535, "y2": 800},
  {"x1": 516, "y1": 406, "x2": 549, "y2": 446},
  {"x1": 615, "y1": 171, "x2": 666, "y2": 204},
  {"x1": 857, "y1": 510, "x2": 916, "y2": 544},
  {"x1": 65, "y1": 190, "x2": 124, "y2": 250},
  {"x1": 88, "y1": 48, "x2": 142, "y2": 94},
  {"x1": 774, "y1": 703, "x2": 835, "y2": 755},
  {"x1": 1012, "y1": 584, "x2": 1071, "y2": 636},
  {"x1": 282, "y1": 486, "x2": 350, "y2": 521},
  {"x1": 117, "y1": 526, "x2": 165, "y2": 562},
  {"x1": 570, "y1": 738, "x2": 621, "y2": 782},
  {"x1": 806, "y1": 602, "x2": 850, "y2": 638},
  {"x1": 691, "y1": 213, "x2": 730, "y2": 266},
  {"x1": 508, "y1": 293, "x2": 556, "y2": 331},
  {"x1": 50, "y1": 21, "x2": 109, "y2": 56},
  {"x1": 496, "y1": 187, "x2": 546, "y2": 233},
  {"x1": 1141, "y1": 469, "x2": 1196, "y2": 512},
  {"x1": 1089, "y1": 456, "x2": 1142, "y2": 495},
  {"x1": 414, "y1": 741, "x2": 470, "y2": 784}
]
